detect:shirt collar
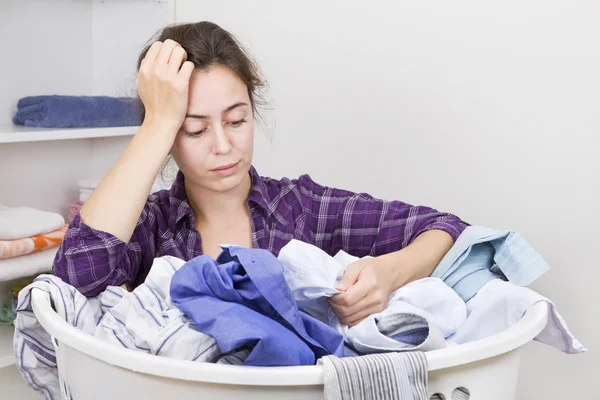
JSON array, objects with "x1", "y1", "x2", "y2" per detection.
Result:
[
  {"x1": 169, "y1": 170, "x2": 195, "y2": 227},
  {"x1": 169, "y1": 165, "x2": 271, "y2": 227},
  {"x1": 247, "y1": 165, "x2": 270, "y2": 212}
]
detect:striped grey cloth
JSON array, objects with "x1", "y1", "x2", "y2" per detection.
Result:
[
  {"x1": 318, "y1": 352, "x2": 428, "y2": 400},
  {"x1": 13, "y1": 258, "x2": 247, "y2": 400}
]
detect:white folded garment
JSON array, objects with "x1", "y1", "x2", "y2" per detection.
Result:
[
  {"x1": 77, "y1": 179, "x2": 101, "y2": 190},
  {"x1": 0, "y1": 247, "x2": 58, "y2": 281},
  {"x1": 0, "y1": 203, "x2": 65, "y2": 240},
  {"x1": 278, "y1": 239, "x2": 467, "y2": 353},
  {"x1": 448, "y1": 279, "x2": 586, "y2": 354},
  {"x1": 79, "y1": 191, "x2": 92, "y2": 202}
]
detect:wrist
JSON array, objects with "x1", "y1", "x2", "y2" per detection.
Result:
[
  {"x1": 141, "y1": 116, "x2": 181, "y2": 137},
  {"x1": 129, "y1": 124, "x2": 178, "y2": 163},
  {"x1": 378, "y1": 247, "x2": 428, "y2": 291},
  {"x1": 137, "y1": 120, "x2": 179, "y2": 145}
]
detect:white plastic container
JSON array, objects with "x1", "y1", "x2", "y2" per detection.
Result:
[{"x1": 30, "y1": 288, "x2": 548, "y2": 400}]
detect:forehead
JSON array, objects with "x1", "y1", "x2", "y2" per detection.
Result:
[{"x1": 188, "y1": 65, "x2": 250, "y2": 113}]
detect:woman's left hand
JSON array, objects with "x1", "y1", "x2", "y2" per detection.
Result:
[
  {"x1": 328, "y1": 257, "x2": 398, "y2": 327},
  {"x1": 329, "y1": 231, "x2": 455, "y2": 326}
]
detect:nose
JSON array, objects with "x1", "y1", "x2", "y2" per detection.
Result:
[{"x1": 212, "y1": 124, "x2": 233, "y2": 155}]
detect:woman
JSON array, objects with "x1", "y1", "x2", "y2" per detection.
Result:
[{"x1": 53, "y1": 21, "x2": 468, "y2": 327}]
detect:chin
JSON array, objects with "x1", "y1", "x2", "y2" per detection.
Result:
[{"x1": 208, "y1": 168, "x2": 248, "y2": 192}]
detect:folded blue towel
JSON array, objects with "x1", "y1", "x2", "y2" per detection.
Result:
[{"x1": 12, "y1": 95, "x2": 142, "y2": 128}]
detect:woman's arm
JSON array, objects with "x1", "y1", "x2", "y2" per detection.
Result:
[
  {"x1": 80, "y1": 40, "x2": 193, "y2": 242},
  {"x1": 329, "y1": 230, "x2": 455, "y2": 326},
  {"x1": 297, "y1": 175, "x2": 467, "y2": 325},
  {"x1": 54, "y1": 40, "x2": 194, "y2": 296},
  {"x1": 297, "y1": 174, "x2": 467, "y2": 257},
  {"x1": 377, "y1": 229, "x2": 454, "y2": 289}
]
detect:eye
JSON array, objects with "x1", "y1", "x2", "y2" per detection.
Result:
[
  {"x1": 185, "y1": 129, "x2": 207, "y2": 137},
  {"x1": 229, "y1": 119, "x2": 247, "y2": 127}
]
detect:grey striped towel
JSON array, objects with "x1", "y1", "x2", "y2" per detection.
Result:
[{"x1": 318, "y1": 352, "x2": 428, "y2": 400}]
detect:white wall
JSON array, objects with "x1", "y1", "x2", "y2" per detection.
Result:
[
  {"x1": 90, "y1": 0, "x2": 174, "y2": 185},
  {"x1": 92, "y1": 0, "x2": 174, "y2": 97},
  {"x1": 177, "y1": 1, "x2": 599, "y2": 399},
  {"x1": 0, "y1": 0, "x2": 93, "y2": 125}
]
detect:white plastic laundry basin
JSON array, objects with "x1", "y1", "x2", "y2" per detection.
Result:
[{"x1": 29, "y1": 288, "x2": 548, "y2": 400}]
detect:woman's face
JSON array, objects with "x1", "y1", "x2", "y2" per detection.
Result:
[{"x1": 171, "y1": 65, "x2": 255, "y2": 193}]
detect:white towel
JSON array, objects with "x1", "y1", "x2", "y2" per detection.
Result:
[
  {"x1": 0, "y1": 247, "x2": 58, "y2": 281},
  {"x1": 79, "y1": 191, "x2": 93, "y2": 202},
  {"x1": 0, "y1": 204, "x2": 65, "y2": 240},
  {"x1": 77, "y1": 180, "x2": 100, "y2": 202},
  {"x1": 77, "y1": 179, "x2": 101, "y2": 190}
]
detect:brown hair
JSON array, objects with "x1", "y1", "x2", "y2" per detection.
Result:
[{"x1": 137, "y1": 21, "x2": 267, "y2": 124}]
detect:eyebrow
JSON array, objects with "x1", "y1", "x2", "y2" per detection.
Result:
[{"x1": 185, "y1": 102, "x2": 248, "y2": 119}]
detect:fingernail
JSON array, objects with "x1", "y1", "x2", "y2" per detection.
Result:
[{"x1": 335, "y1": 283, "x2": 347, "y2": 291}]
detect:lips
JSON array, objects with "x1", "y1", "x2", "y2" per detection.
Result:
[{"x1": 212, "y1": 162, "x2": 238, "y2": 171}]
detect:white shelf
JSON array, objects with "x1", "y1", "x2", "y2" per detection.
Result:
[
  {"x1": 0, "y1": 124, "x2": 137, "y2": 144},
  {"x1": 0, "y1": 325, "x2": 15, "y2": 368},
  {"x1": 72, "y1": 0, "x2": 165, "y2": 2}
]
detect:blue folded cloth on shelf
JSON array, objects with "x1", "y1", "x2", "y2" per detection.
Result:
[{"x1": 12, "y1": 95, "x2": 142, "y2": 128}]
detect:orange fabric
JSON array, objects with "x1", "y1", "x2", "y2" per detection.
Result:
[{"x1": 0, "y1": 225, "x2": 67, "y2": 260}]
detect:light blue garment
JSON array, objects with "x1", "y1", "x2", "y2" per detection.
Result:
[
  {"x1": 431, "y1": 226, "x2": 550, "y2": 302},
  {"x1": 170, "y1": 246, "x2": 345, "y2": 366},
  {"x1": 446, "y1": 279, "x2": 586, "y2": 354}
]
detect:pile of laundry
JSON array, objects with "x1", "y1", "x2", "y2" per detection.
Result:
[{"x1": 13, "y1": 227, "x2": 586, "y2": 400}]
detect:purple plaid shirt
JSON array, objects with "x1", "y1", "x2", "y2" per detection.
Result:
[{"x1": 54, "y1": 166, "x2": 467, "y2": 296}]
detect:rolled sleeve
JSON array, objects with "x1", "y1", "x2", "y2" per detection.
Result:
[
  {"x1": 53, "y1": 205, "x2": 157, "y2": 297},
  {"x1": 410, "y1": 212, "x2": 468, "y2": 243}
]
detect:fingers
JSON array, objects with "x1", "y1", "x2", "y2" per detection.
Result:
[
  {"x1": 179, "y1": 61, "x2": 195, "y2": 81},
  {"x1": 333, "y1": 296, "x2": 386, "y2": 326},
  {"x1": 329, "y1": 265, "x2": 389, "y2": 326},
  {"x1": 138, "y1": 40, "x2": 193, "y2": 89},
  {"x1": 335, "y1": 261, "x2": 365, "y2": 291},
  {"x1": 168, "y1": 46, "x2": 189, "y2": 76},
  {"x1": 135, "y1": 39, "x2": 192, "y2": 133},
  {"x1": 329, "y1": 279, "x2": 373, "y2": 324},
  {"x1": 344, "y1": 301, "x2": 383, "y2": 326},
  {"x1": 156, "y1": 39, "x2": 180, "y2": 65},
  {"x1": 330, "y1": 290, "x2": 381, "y2": 326},
  {"x1": 142, "y1": 41, "x2": 163, "y2": 66},
  {"x1": 329, "y1": 277, "x2": 371, "y2": 308}
]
